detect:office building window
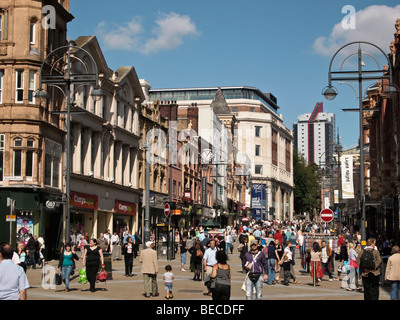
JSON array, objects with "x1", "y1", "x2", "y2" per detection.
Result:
[
  {"x1": 255, "y1": 165, "x2": 263, "y2": 175},
  {"x1": 45, "y1": 140, "x2": 61, "y2": 188},
  {"x1": 13, "y1": 138, "x2": 22, "y2": 176},
  {"x1": 30, "y1": 22, "x2": 36, "y2": 44},
  {"x1": 28, "y1": 71, "x2": 36, "y2": 103},
  {"x1": 26, "y1": 139, "x2": 34, "y2": 177},
  {"x1": 0, "y1": 70, "x2": 3, "y2": 104},
  {"x1": 0, "y1": 134, "x2": 4, "y2": 181},
  {"x1": 255, "y1": 145, "x2": 260, "y2": 156},
  {"x1": 255, "y1": 126, "x2": 261, "y2": 137},
  {"x1": 16, "y1": 70, "x2": 24, "y2": 102}
]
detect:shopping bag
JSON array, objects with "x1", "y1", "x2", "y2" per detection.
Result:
[
  {"x1": 78, "y1": 268, "x2": 87, "y2": 284},
  {"x1": 98, "y1": 268, "x2": 108, "y2": 282}
]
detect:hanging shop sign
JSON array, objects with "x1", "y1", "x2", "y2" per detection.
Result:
[{"x1": 341, "y1": 155, "x2": 355, "y2": 199}]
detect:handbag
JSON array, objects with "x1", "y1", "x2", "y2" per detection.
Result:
[
  {"x1": 248, "y1": 273, "x2": 261, "y2": 283},
  {"x1": 350, "y1": 259, "x2": 359, "y2": 269},
  {"x1": 241, "y1": 273, "x2": 256, "y2": 294},
  {"x1": 98, "y1": 268, "x2": 108, "y2": 282},
  {"x1": 54, "y1": 273, "x2": 62, "y2": 285}
]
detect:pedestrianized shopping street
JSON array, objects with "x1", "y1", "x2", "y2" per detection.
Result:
[{"x1": 25, "y1": 249, "x2": 391, "y2": 301}]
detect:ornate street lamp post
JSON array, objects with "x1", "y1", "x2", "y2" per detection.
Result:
[
  {"x1": 322, "y1": 41, "x2": 397, "y2": 247},
  {"x1": 35, "y1": 40, "x2": 102, "y2": 244}
]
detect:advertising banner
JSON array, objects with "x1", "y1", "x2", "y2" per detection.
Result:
[
  {"x1": 341, "y1": 155, "x2": 355, "y2": 199},
  {"x1": 251, "y1": 184, "x2": 266, "y2": 220}
]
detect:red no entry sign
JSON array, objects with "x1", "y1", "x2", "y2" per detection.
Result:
[
  {"x1": 164, "y1": 203, "x2": 170, "y2": 218},
  {"x1": 320, "y1": 208, "x2": 334, "y2": 222}
]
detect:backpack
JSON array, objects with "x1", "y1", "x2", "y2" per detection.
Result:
[{"x1": 359, "y1": 248, "x2": 375, "y2": 271}]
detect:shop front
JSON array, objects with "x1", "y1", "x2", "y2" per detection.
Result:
[
  {"x1": 69, "y1": 191, "x2": 98, "y2": 240},
  {"x1": 114, "y1": 199, "x2": 137, "y2": 237}
]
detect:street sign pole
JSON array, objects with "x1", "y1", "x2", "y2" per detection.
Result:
[{"x1": 164, "y1": 202, "x2": 171, "y2": 261}]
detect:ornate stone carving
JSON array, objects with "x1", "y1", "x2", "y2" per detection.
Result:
[
  {"x1": 0, "y1": 44, "x2": 7, "y2": 56},
  {"x1": 396, "y1": 18, "x2": 400, "y2": 36}
]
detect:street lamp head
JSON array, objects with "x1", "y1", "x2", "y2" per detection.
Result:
[
  {"x1": 322, "y1": 86, "x2": 338, "y2": 101},
  {"x1": 91, "y1": 87, "x2": 103, "y2": 102},
  {"x1": 34, "y1": 89, "x2": 48, "y2": 104},
  {"x1": 384, "y1": 83, "x2": 399, "y2": 97}
]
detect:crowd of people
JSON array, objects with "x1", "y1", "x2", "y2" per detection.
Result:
[{"x1": 2, "y1": 218, "x2": 400, "y2": 300}]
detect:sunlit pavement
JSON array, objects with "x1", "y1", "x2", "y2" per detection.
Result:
[{"x1": 25, "y1": 248, "x2": 391, "y2": 300}]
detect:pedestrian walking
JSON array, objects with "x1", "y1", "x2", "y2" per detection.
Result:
[
  {"x1": 385, "y1": 245, "x2": 400, "y2": 300},
  {"x1": 57, "y1": 243, "x2": 79, "y2": 292},
  {"x1": 321, "y1": 240, "x2": 334, "y2": 281},
  {"x1": 310, "y1": 242, "x2": 323, "y2": 286},
  {"x1": 265, "y1": 241, "x2": 279, "y2": 285},
  {"x1": 279, "y1": 241, "x2": 300, "y2": 284},
  {"x1": 347, "y1": 242, "x2": 360, "y2": 291},
  {"x1": 82, "y1": 239, "x2": 105, "y2": 293},
  {"x1": 25, "y1": 234, "x2": 37, "y2": 269},
  {"x1": 203, "y1": 239, "x2": 218, "y2": 296},
  {"x1": 122, "y1": 236, "x2": 134, "y2": 276},
  {"x1": 242, "y1": 239, "x2": 268, "y2": 300},
  {"x1": 133, "y1": 232, "x2": 142, "y2": 258},
  {"x1": 189, "y1": 241, "x2": 203, "y2": 281},
  {"x1": 180, "y1": 236, "x2": 189, "y2": 271},
  {"x1": 275, "y1": 238, "x2": 284, "y2": 282},
  {"x1": 282, "y1": 256, "x2": 292, "y2": 286},
  {"x1": 211, "y1": 250, "x2": 231, "y2": 300},
  {"x1": 238, "y1": 237, "x2": 250, "y2": 273},
  {"x1": 16, "y1": 242, "x2": 27, "y2": 273},
  {"x1": 140, "y1": 241, "x2": 159, "y2": 298},
  {"x1": 359, "y1": 238, "x2": 382, "y2": 300},
  {"x1": 0, "y1": 243, "x2": 30, "y2": 300},
  {"x1": 163, "y1": 265, "x2": 174, "y2": 299},
  {"x1": 97, "y1": 233, "x2": 109, "y2": 252},
  {"x1": 336, "y1": 240, "x2": 349, "y2": 281},
  {"x1": 226, "y1": 232, "x2": 234, "y2": 254}
]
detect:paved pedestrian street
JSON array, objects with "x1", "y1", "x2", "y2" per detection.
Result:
[{"x1": 25, "y1": 250, "x2": 390, "y2": 301}]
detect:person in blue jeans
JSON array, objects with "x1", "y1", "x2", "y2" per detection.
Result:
[
  {"x1": 265, "y1": 241, "x2": 279, "y2": 285},
  {"x1": 385, "y1": 245, "x2": 400, "y2": 300},
  {"x1": 57, "y1": 243, "x2": 79, "y2": 292},
  {"x1": 242, "y1": 240, "x2": 268, "y2": 300}
]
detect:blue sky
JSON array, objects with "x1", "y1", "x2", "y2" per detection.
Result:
[{"x1": 67, "y1": 0, "x2": 400, "y2": 150}]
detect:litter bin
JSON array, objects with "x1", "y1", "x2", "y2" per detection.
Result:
[{"x1": 102, "y1": 252, "x2": 113, "y2": 280}]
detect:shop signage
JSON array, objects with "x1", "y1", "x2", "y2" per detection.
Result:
[
  {"x1": 115, "y1": 200, "x2": 136, "y2": 216},
  {"x1": 70, "y1": 191, "x2": 98, "y2": 210},
  {"x1": 201, "y1": 177, "x2": 207, "y2": 205},
  {"x1": 6, "y1": 215, "x2": 16, "y2": 222},
  {"x1": 184, "y1": 189, "x2": 191, "y2": 201}
]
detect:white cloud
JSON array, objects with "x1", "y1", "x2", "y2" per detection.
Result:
[
  {"x1": 97, "y1": 19, "x2": 143, "y2": 51},
  {"x1": 97, "y1": 12, "x2": 199, "y2": 54},
  {"x1": 313, "y1": 5, "x2": 400, "y2": 56}
]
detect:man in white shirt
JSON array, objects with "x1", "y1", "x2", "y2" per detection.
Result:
[
  {"x1": 321, "y1": 240, "x2": 333, "y2": 281},
  {"x1": 203, "y1": 240, "x2": 217, "y2": 296},
  {"x1": 0, "y1": 243, "x2": 30, "y2": 300}
]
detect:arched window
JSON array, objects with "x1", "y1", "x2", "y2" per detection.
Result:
[{"x1": 13, "y1": 138, "x2": 22, "y2": 176}]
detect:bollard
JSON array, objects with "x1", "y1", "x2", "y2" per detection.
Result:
[
  {"x1": 102, "y1": 252, "x2": 113, "y2": 280},
  {"x1": 313, "y1": 261, "x2": 317, "y2": 287}
]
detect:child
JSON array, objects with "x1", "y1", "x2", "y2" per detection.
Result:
[
  {"x1": 163, "y1": 265, "x2": 174, "y2": 299},
  {"x1": 282, "y1": 256, "x2": 291, "y2": 286}
]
